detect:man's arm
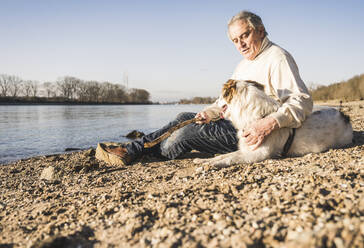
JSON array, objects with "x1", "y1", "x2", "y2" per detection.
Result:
[
  {"x1": 268, "y1": 55, "x2": 313, "y2": 129},
  {"x1": 245, "y1": 54, "x2": 312, "y2": 148}
]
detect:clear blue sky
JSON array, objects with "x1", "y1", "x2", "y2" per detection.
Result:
[{"x1": 1, "y1": 0, "x2": 363, "y2": 101}]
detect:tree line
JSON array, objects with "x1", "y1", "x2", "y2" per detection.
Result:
[
  {"x1": 179, "y1": 96, "x2": 217, "y2": 104},
  {"x1": 310, "y1": 74, "x2": 364, "y2": 101},
  {"x1": 0, "y1": 74, "x2": 151, "y2": 104}
]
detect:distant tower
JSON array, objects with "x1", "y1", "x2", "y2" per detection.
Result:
[{"x1": 123, "y1": 71, "x2": 129, "y2": 90}]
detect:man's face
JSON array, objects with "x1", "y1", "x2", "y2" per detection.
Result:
[{"x1": 229, "y1": 20, "x2": 265, "y2": 60}]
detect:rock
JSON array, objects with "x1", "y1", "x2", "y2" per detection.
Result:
[
  {"x1": 40, "y1": 166, "x2": 55, "y2": 181},
  {"x1": 230, "y1": 233, "x2": 251, "y2": 248},
  {"x1": 333, "y1": 238, "x2": 345, "y2": 248},
  {"x1": 65, "y1": 147, "x2": 81, "y2": 152},
  {"x1": 164, "y1": 207, "x2": 179, "y2": 219},
  {"x1": 83, "y1": 148, "x2": 95, "y2": 157},
  {"x1": 125, "y1": 130, "x2": 145, "y2": 139},
  {"x1": 0, "y1": 202, "x2": 6, "y2": 211},
  {"x1": 360, "y1": 223, "x2": 364, "y2": 235}
]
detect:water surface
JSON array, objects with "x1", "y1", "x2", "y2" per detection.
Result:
[{"x1": 0, "y1": 104, "x2": 205, "y2": 164}]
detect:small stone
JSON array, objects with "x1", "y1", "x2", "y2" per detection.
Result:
[
  {"x1": 360, "y1": 223, "x2": 364, "y2": 235},
  {"x1": 65, "y1": 147, "x2": 81, "y2": 151},
  {"x1": 203, "y1": 164, "x2": 211, "y2": 171},
  {"x1": 230, "y1": 233, "x2": 251, "y2": 248},
  {"x1": 96, "y1": 177, "x2": 106, "y2": 185},
  {"x1": 195, "y1": 166, "x2": 203, "y2": 173},
  {"x1": 213, "y1": 213, "x2": 221, "y2": 221},
  {"x1": 234, "y1": 218, "x2": 244, "y2": 228},
  {"x1": 126, "y1": 130, "x2": 145, "y2": 139},
  {"x1": 333, "y1": 238, "x2": 345, "y2": 248},
  {"x1": 164, "y1": 207, "x2": 178, "y2": 219},
  {"x1": 83, "y1": 148, "x2": 95, "y2": 157},
  {"x1": 216, "y1": 220, "x2": 227, "y2": 230},
  {"x1": 40, "y1": 166, "x2": 55, "y2": 181},
  {"x1": 220, "y1": 183, "x2": 230, "y2": 194}
]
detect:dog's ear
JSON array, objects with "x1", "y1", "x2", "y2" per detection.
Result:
[
  {"x1": 245, "y1": 80, "x2": 265, "y2": 91},
  {"x1": 222, "y1": 79, "x2": 237, "y2": 104}
]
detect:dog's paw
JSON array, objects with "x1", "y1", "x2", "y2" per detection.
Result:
[{"x1": 210, "y1": 160, "x2": 231, "y2": 169}]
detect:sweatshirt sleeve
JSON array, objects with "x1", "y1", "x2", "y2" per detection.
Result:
[
  {"x1": 201, "y1": 95, "x2": 226, "y2": 120},
  {"x1": 268, "y1": 54, "x2": 313, "y2": 128}
]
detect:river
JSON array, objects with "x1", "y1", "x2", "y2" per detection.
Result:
[{"x1": 0, "y1": 104, "x2": 206, "y2": 164}]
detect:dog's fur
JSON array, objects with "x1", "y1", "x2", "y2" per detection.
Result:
[{"x1": 194, "y1": 80, "x2": 353, "y2": 167}]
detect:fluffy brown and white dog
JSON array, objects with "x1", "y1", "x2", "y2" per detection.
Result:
[{"x1": 193, "y1": 80, "x2": 353, "y2": 167}]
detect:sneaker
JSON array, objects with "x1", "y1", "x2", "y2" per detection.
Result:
[{"x1": 96, "y1": 143, "x2": 133, "y2": 166}]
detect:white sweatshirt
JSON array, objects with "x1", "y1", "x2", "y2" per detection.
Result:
[{"x1": 204, "y1": 37, "x2": 313, "y2": 129}]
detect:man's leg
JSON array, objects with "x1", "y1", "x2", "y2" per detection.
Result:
[
  {"x1": 109, "y1": 112, "x2": 238, "y2": 163},
  {"x1": 124, "y1": 112, "x2": 199, "y2": 161},
  {"x1": 159, "y1": 114, "x2": 238, "y2": 159}
]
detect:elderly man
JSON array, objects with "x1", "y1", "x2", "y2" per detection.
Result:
[{"x1": 105, "y1": 11, "x2": 312, "y2": 165}]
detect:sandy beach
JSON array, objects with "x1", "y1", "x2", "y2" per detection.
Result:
[{"x1": 0, "y1": 101, "x2": 363, "y2": 247}]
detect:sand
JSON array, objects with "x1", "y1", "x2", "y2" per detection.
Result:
[{"x1": 0, "y1": 101, "x2": 363, "y2": 248}]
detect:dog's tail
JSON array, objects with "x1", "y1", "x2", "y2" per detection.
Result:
[
  {"x1": 338, "y1": 110, "x2": 354, "y2": 145},
  {"x1": 339, "y1": 111, "x2": 350, "y2": 124}
]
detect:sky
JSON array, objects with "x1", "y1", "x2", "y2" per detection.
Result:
[{"x1": 1, "y1": 0, "x2": 363, "y2": 102}]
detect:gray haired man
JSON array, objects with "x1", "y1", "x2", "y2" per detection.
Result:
[{"x1": 105, "y1": 11, "x2": 312, "y2": 165}]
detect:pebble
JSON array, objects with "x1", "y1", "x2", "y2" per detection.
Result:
[{"x1": 40, "y1": 166, "x2": 55, "y2": 181}]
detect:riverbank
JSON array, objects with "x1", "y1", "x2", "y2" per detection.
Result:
[{"x1": 0, "y1": 101, "x2": 363, "y2": 247}]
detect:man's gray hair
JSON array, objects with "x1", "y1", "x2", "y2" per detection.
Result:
[{"x1": 227, "y1": 11, "x2": 268, "y2": 39}]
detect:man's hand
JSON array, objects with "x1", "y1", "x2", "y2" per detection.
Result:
[
  {"x1": 195, "y1": 111, "x2": 211, "y2": 124},
  {"x1": 242, "y1": 116, "x2": 279, "y2": 150}
]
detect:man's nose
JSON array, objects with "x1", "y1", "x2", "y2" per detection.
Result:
[{"x1": 239, "y1": 39, "x2": 246, "y2": 47}]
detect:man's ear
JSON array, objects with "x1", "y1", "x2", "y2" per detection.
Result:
[{"x1": 257, "y1": 26, "x2": 265, "y2": 38}]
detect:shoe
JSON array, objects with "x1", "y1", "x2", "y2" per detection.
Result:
[{"x1": 95, "y1": 143, "x2": 133, "y2": 166}]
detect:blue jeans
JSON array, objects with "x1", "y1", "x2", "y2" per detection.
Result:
[{"x1": 125, "y1": 112, "x2": 238, "y2": 160}]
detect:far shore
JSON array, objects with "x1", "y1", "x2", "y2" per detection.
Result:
[{"x1": 0, "y1": 101, "x2": 156, "y2": 106}]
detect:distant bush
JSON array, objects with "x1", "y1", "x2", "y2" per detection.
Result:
[
  {"x1": 311, "y1": 74, "x2": 364, "y2": 101},
  {"x1": 179, "y1": 96, "x2": 217, "y2": 104}
]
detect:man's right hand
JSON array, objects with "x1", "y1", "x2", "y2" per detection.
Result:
[{"x1": 195, "y1": 111, "x2": 211, "y2": 124}]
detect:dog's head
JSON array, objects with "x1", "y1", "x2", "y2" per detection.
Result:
[{"x1": 222, "y1": 79, "x2": 264, "y2": 104}]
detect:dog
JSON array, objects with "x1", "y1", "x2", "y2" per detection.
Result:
[{"x1": 193, "y1": 80, "x2": 353, "y2": 167}]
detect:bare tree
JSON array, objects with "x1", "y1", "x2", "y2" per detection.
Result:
[
  {"x1": 57, "y1": 78, "x2": 70, "y2": 99},
  {"x1": 86, "y1": 81, "x2": 101, "y2": 102},
  {"x1": 57, "y1": 77, "x2": 72, "y2": 99},
  {"x1": 30, "y1": 81, "x2": 39, "y2": 97},
  {"x1": 0, "y1": 73, "x2": 151, "y2": 103},
  {"x1": 0, "y1": 74, "x2": 11, "y2": 97},
  {"x1": 128, "y1": 88, "x2": 150, "y2": 103},
  {"x1": 95, "y1": 82, "x2": 128, "y2": 103},
  {"x1": 100, "y1": 82, "x2": 116, "y2": 102},
  {"x1": 115, "y1": 84, "x2": 128, "y2": 103},
  {"x1": 8, "y1": 75, "x2": 23, "y2": 97},
  {"x1": 69, "y1": 77, "x2": 81, "y2": 100},
  {"x1": 43, "y1": 82, "x2": 56, "y2": 98},
  {"x1": 76, "y1": 81, "x2": 89, "y2": 102},
  {"x1": 22, "y1": 80, "x2": 33, "y2": 97},
  {"x1": 57, "y1": 76, "x2": 82, "y2": 100}
]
